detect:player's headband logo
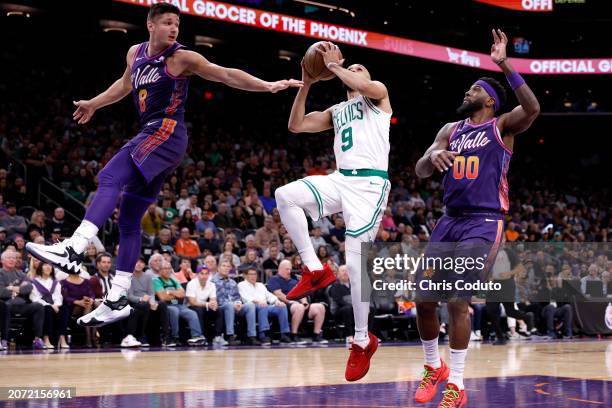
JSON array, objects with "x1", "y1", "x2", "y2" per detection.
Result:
[{"x1": 475, "y1": 80, "x2": 500, "y2": 112}]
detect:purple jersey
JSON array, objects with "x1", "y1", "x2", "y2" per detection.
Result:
[
  {"x1": 130, "y1": 42, "x2": 189, "y2": 126},
  {"x1": 442, "y1": 117, "x2": 512, "y2": 213}
]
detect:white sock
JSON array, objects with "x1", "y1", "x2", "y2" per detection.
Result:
[
  {"x1": 346, "y1": 238, "x2": 372, "y2": 349},
  {"x1": 421, "y1": 338, "x2": 441, "y2": 369},
  {"x1": 276, "y1": 183, "x2": 323, "y2": 271},
  {"x1": 448, "y1": 348, "x2": 467, "y2": 390},
  {"x1": 106, "y1": 271, "x2": 132, "y2": 301},
  {"x1": 71, "y1": 220, "x2": 99, "y2": 253}
]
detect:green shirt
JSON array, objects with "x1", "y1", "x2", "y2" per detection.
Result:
[
  {"x1": 153, "y1": 276, "x2": 182, "y2": 304},
  {"x1": 162, "y1": 207, "x2": 178, "y2": 223}
]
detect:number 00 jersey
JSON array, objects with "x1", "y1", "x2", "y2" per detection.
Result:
[
  {"x1": 331, "y1": 95, "x2": 391, "y2": 171},
  {"x1": 442, "y1": 118, "x2": 513, "y2": 213}
]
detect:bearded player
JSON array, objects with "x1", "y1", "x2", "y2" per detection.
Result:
[
  {"x1": 276, "y1": 42, "x2": 391, "y2": 381},
  {"x1": 412, "y1": 30, "x2": 540, "y2": 407},
  {"x1": 26, "y1": 3, "x2": 302, "y2": 327}
]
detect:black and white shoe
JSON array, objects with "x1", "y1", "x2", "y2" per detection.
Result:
[
  {"x1": 26, "y1": 240, "x2": 83, "y2": 275},
  {"x1": 77, "y1": 294, "x2": 132, "y2": 327}
]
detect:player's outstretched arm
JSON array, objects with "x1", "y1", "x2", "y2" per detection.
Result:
[
  {"x1": 73, "y1": 45, "x2": 137, "y2": 125},
  {"x1": 182, "y1": 50, "x2": 303, "y2": 93},
  {"x1": 288, "y1": 59, "x2": 333, "y2": 133},
  {"x1": 415, "y1": 122, "x2": 459, "y2": 178},
  {"x1": 317, "y1": 42, "x2": 388, "y2": 101},
  {"x1": 490, "y1": 29, "x2": 540, "y2": 136}
]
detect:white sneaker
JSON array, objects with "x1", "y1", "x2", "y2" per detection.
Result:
[
  {"x1": 508, "y1": 332, "x2": 521, "y2": 340},
  {"x1": 213, "y1": 336, "x2": 228, "y2": 346},
  {"x1": 26, "y1": 240, "x2": 83, "y2": 275},
  {"x1": 121, "y1": 335, "x2": 141, "y2": 348},
  {"x1": 78, "y1": 295, "x2": 132, "y2": 327},
  {"x1": 187, "y1": 336, "x2": 207, "y2": 346},
  {"x1": 470, "y1": 331, "x2": 482, "y2": 341}
]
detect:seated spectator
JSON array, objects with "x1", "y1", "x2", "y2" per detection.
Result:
[
  {"x1": 241, "y1": 234, "x2": 263, "y2": 258},
  {"x1": 238, "y1": 249, "x2": 261, "y2": 275},
  {"x1": 219, "y1": 240, "x2": 241, "y2": 269},
  {"x1": 46, "y1": 207, "x2": 70, "y2": 238},
  {"x1": 197, "y1": 228, "x2": 221, "y2": 255},
  {"x1": 262, "y1": 244, "x2": 283, "y2": 277},
  {"x1": 231, "y1": 205, "x2": 251, "y2": 230},
  {"x1": 238, "y1": 266, "x2": 291, "y2": 345},
  {"x1": 153, "y1": 260, "x2": 205, "y2": 346},
  {"x1": 213, "y1": 203, "x2": 235, "y2": 229},
  {"x1": 310, "y1": 226, "x2": 326, "y2": 252},
  {"x1": 145, "y1": 253, "x2": 163, "y2": 277},
  {"x1": 90, "y1": 253, "x2": 114, "y2": 303},
  {"x1": 268, "y1": 260, "x2": 327, "y2": 343},
  {"x1": 27, "y1": 210, "x2": 46, "y2": 240},
  {"x1": 329, "y1": 265, "x2": 355, "y2": 342},
  {"x1": 152, "y1": 228, "x2": 176, "y2": 255},
  {"x1": 0, "y1": 227, "x2": 8, "y2": 252},
  {"x1": 255, "y1": 216, "x2": 280, "y2": 249},
  {"x1": 178, "y1": 209, "x2": 197, "y2": 235},
  {"x1": 203, "y1": 255, "x2": 219, "y2": 279},
  {"x1": 161, "y1": 197, "x2": 178, "y2": 225},
  {"x1": 175, "y1": 188, "x2": 190, "y2": 212},
  {"x1": 60, "y1": 265, "x2": 97, "y2": 347},
  {"x1": 179, "y1": 194, "x2": 202, "y2": 220},
  {"x1": 0, "y1": 202, "x2": 27, "y2": 240},
  {"x1": 175, "y1": 227, "x2": 201, "y2": 260},
  {"x1": 0, "y1": 249, "x2": 45, "y2": 349},
  {"x1": 212, "y1": 260, "x2": 256, "y2": 345},
  {"x1": 127, "y1": 256, "x2": 168, "y2": 347},
  {"x1": 581, "y1": 264, "x2": 601, "y2": 295},
  {"x1": 280, "y1": 237, "x2": 297, "y2": 258},
  {"x1": 30, "y1": 262, "x2": 68, "y2": 349},
  {"x1": 141, "y1": 203, "x2": 163, "y2": 242},
  {"x1": 186, "y1": 266, "x2": 226, "y2": 345},
  {"x1": 259, "y1": 185, "x2": 276, "y2": 214},
  {"x1": 329, "y1": 216, "x2": 346, "y2": 249},
  {"x1": 174, "y1": 257, "x2": 196, "y2": 287},
  {"x1": 82, "y1": 243, "x2": 99, "y2": 275}
]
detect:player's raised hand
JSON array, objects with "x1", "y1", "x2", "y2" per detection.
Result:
[
  {"x1": 315, "y1": 41, "x2": 345, "y2": 68},
  {"x1": 73, "y1": 100, "x2": 97, "y2": 125},
  {"x1": 430, "y1": 149, "x2": 460, "y2": 173},
  {"x1": 268, "y1": 79, "x2": 304, "y2": 93},
  {"x1": 490, "y1": 28, "x2": 508, "y2": 65}
]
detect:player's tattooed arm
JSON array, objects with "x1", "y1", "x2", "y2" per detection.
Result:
[
  {"x1": 288, "y1": 60, "x2": 334, "y2": 133},
  {"x1": 415, "y1": 122, "x2": 459, "y2": 178},
  {"x1": 181, "y1": 50, "x2": 302, "y2": 93},
  {"x1": 490, "y1": 29, "x2": 540, "y2": 137},
  {"x1": 72, "y1": 45, "x2": 137, "y2": 125}
]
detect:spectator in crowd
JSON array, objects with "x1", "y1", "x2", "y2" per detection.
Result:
[
  {"x1": 175, "y1": 188, "x2": 190, "y2": 212},
  {"x1": 153, "y1": 229, "x2": 175, "y2": 255},
  {"x1": 242, "y1": 234, "x2": 263, "y2": 258},
  {"x1": 186, "y1": 265, "x2": 227, "y2": 345},
  {"x1": 0, "y1": 249, "x2": 45, "y2": 348},
  {"x1": 175, "y1": 227, "x2": 201, "y2": 261},
  {"x1": 255, "y1": 216, "x2": 280, "y2": 249},
  {"x1": 141, "y1": 203, "x2": 163, "y2": 242},
  {"x1": 179, "y1": 194, "x2": 202, "y2": 220},
  {"x1": 581, "y1": 263, "x2": 601, "y2": 294},
  {"x1": 203, "y1": 255, "x2": 219, "y2": 279},
  {"x1": 310, "y1": 226, "x2": 326, "y2": 252},
  {"x1": 27, "y1": 210, "x2": 46, "y2": 240},
  {"x1": 60, "y1": 263, "x2": 97, "y2": 347},
  {"x1": 90, "y1": 253, "x2": 114, "y2": 302},
  {"x1": 127, "y1": 256, "x2": 168, "y2": 347},
  {"x1": 238, "y1": 266, "x2": 291, "y2": 345},
  {"x1": 238, "y1": 249, "x2": 261, "y2": 274},
  {"x1": 198, "y1": 228, "x2": 221, "y2": 255},
  {"x1": 178, "y1": 209, "x2": 197, "y2": 235},
  {"x1": 219, "y1": 240, "x2": 241, "y2": 269},
  {"x1": 259, "y1": 185, "x2": 276, "y2": 214},
  {"x1": 329, "y1": 265, "x2": 354, "y2": 342},
  {"x1": 280, "y1": 237, "x2": 296, "y2": 258},
  {"x1": 213, "y1": 203, "x2": 234, "y2": 229},
  {"x1": 174, "y1": 257, "x2": 195, "y2": 287},
  {"x1": 212, "y1": 260, "x2": 256, "y2": 345},
  {"x1": 145, "y1": 253, "x2": 164, "y2": 277},
  {"x1": 195, "y1": 212, "x2": 217, "y2": 236},
  {"x1": 329, "y1": 216, "x2": 346, "y2": 250},
  {"x1": 268, "y1": 260, "x2": 327, "y2": 343},
  {"x1": 262, "y1": 244, "x2": 283, "y2": 277},
  {"x1": 0, "y1": 227, "x2": 8, "y2": 252},
  {"x1": 232, "y1": 205, "x2": 251, "y2": 230},
  {"x1": 30, "y1": 262, "x2": 67, "y2": 349},
  {"x1": 0, "y1": 202, "x2": 27, "y2": 240},
  {"x1": 161, "y1": 197, "x2": 178, "y2": 225},
  {"x1": 153, "y1": 260, "x2": 205, "y2": 346},
  {"x1": 47, "y1": 207, "x2": 70, "y2": 238},
  {"x1": 82, "y1": 243, "x2": 99, "y2": 275}
]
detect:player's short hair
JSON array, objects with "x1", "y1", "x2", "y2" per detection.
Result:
[
  {"x1": 148, "y1": 3, "x2": 180, "y2": 21},
  {"x1": 478, "y1": 77, "x2": 507, "y2": 111}
]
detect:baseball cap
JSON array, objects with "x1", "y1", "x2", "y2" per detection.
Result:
[{"x1": 196, "y1": 265, "x2": 209, "y2": 273}]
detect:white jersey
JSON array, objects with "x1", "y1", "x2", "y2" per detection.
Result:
[{"x1": 331, "y1": 95, "x2": 391, "y2": 171}]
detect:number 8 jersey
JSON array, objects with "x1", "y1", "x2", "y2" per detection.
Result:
[
  {"x1": 331, "y1": 95, "x2": 391, "y2": 172},
  {"x1": 443, "y1": 118, "x2": 513, "y2": 213}
]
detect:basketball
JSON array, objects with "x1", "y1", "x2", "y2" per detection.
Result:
[{"x1": 303, "y1": 41, "x2": 342, "y2": 81}]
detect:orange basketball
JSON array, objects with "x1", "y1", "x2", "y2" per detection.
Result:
[{"x1": 303, "y1": 41, "x2": 342, "y2": 81}]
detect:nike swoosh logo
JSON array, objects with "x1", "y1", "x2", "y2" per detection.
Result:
[{"x1": 47, "y1": 249, "x2": 68, "y2": 257}]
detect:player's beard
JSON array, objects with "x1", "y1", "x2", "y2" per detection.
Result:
[{"x1": 456, "y1": 100, "x2": 484, "y2": 117}]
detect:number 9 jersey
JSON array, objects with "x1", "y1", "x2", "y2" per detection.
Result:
[
  {"x1": 331, "y1": 95, "x2": 391, "y2": 172},
  {"x1": 443, "y1": 118, "x2": 513, "y2": 213}
]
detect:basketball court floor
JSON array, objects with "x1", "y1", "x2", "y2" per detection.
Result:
[{"x1": 0, "y1": 339, "x2": 610, "y2": 407}]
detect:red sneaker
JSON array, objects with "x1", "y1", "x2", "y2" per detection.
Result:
[
  {"x1": 287, "y1": 264, "x2": 336, "y2": 300},
  {"x1": 414, "y1": 359, "x2": 450, "y2": 403},
  {"x1": 437, "y1": 383, "x2": 467, "y2": 408},
  {"x1": 312, "y1": 264, "x2": 336, "y2": 291},
  {"x1": 287, "y1": 266, "x2": 315, "y2": 300},
  {"x1": 345, "y1": 332, "x2": 378, "y2": 381}
]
